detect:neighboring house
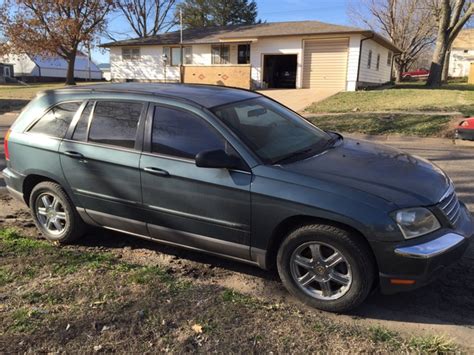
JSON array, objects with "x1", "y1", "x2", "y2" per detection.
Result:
[
  {"x1": 5, "y1": 52, "x2": 102, "y2": 82},
  {"x1": 102, "y1": 20, "x2": 400, "y2": 91},
  {"x1": 98, "y1": 63, "x2": 111, "y2": 81},
  {"x1": 449, "y1": 28, "x2": 474, "y2": 78},
  {"x1": 0, "y1": 62, "x2": 14, "y2": 83}
]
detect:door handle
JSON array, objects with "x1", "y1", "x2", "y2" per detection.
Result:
[
  {"x1": 144, "y1": 167, "x2": 170, "y2": 176},
  {"x1": 64, "y1": 151, "x2": 85, "y2": 159}
]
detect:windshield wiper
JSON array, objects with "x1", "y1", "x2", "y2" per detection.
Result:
[
  {"x1": 322, "y1": 132, "x2": 343, "y2": 150},
  {"x1": 272, "y1": 148, "x2": 313, "y2": 165}
]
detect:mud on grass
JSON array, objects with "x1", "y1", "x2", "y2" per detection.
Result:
[{"x1": 0, "y1": 228, "x2": 460, "y2": 353}]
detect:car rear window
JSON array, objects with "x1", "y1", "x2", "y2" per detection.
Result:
[
  {"x1": 88, "y1": 101, "x2": 143, "y2": 149},
  {"x1": 28, "y1": 102, "x2": 81, "y2": 138}
]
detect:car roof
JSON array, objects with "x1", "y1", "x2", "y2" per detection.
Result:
[{"x1": 46, "y1": 83, "x2": 260, "y2": 108}]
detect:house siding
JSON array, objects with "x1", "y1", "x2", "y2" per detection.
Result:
[
  {"x1": 449, "y1": 49, "x2": 474, "y2": 77},
  {"x1": 357, "y1": 39, "x2": 392, "y2": 86},
  {"x1": 108, "y1": 34, "x2": 394, "y2": 91}
]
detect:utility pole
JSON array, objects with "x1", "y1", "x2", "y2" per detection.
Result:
[
  {"x1": 180, "y1": 8, "x2": 184, "y2": 84},
  {"x1": 87, "y1": 42, "x2": 91, "y2": 81}
]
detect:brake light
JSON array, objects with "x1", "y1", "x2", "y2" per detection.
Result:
[{"x1": 4, "y1": 128, "x2": 11, "y2": 161}]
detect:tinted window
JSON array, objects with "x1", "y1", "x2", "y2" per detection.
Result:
[
  {"x1": 28, "y1": 102, "x2": 81, "y2": 138},
  {"x1": 72, "y1": 102, "x2": 93, "y2": 141},
  {"x1": 88, "y1": 101, "x2": 143, "y2": 149},
  {"x1": 152, "y1": 106, "x2": 224, "y2": 159}
]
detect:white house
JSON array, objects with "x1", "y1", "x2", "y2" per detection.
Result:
[
  {"x1": 449, "y1": 28, "x2": 474, "y2": 78},
  {"x1": 5, "y1": 52, "x2": 102, "y2": 81},
  {"x1": 102, "y1": 21, "x2": 400, "y2": 91}
]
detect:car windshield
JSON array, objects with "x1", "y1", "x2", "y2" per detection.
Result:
[{"x1": 211, "y1": 97, "x2": 332, "y2": 164}]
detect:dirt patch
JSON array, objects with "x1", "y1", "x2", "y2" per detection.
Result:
[{"x1": 1, "y1": 190, "x2": 473, "y2": 352}]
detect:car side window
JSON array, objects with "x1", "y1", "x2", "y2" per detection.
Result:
[
  {"x1": 88, "y1": 101, "x2": 143, "y2": 149},
  {"x1": 152, "y1": 106, "x2": 224, "y2": 159},
  {"x1": 28, "y1": 102, "x2": 81, "y2": 138}
]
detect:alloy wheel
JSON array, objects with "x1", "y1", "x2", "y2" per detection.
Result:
[
  {"x1": 290, "y1": 241, "x2": 352, "y2": 301},
  {"x1": 36, "y1": 193, "x2": 68, "y2": 235}
]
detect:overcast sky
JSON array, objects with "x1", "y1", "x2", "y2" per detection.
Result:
[{"x1": 93, "y1": 0, "x2": 355, "y2": 64}]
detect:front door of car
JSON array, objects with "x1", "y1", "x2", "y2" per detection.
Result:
[
  {"x1": 59, "y1": 99, "x2": 147, "y2": 235},
  {"x1": 139, "y1": 104, "x2": 252, "y2": 260}
]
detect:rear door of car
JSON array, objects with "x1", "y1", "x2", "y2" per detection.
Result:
[
  {"x1": 139, "y1": 102, "x2": 252, "y2": 260},
  {"x1": 59, "y1": 98, "x2": 148, "y2": 235}
]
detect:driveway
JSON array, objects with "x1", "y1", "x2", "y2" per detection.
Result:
[{"x1": 257, "y1": 88, "x2": 339, "y2": 112}]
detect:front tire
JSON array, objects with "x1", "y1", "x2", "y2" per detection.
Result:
[
  {"x1": 277, "y1": 224, "x2": 375, "y2": 313},
  {"x1": 29, "y1": 181, "x2": 86, "y2": 243}
]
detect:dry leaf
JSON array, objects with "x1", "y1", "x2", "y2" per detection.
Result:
[{"x1": 191, "y1": 324, "x2": 203, "y2": 334}]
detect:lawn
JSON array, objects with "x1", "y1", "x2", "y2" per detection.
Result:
[
  {"x1": 306, "y1": 83, "x2": 474, "y2": 116},
  {"x1": 0, "y1": 227, "x2": 460, "y2": 353},
  {"x1": 0, "y1": 82, "x2": 104, "y2": 113},
  {"x1": 308, "y1": 114, "x2": 453, "y2": 138}
]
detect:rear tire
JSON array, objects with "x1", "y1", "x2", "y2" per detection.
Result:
[
  {"x1": 29, "y1": 181, "x2": 86, "y2": 243},
  {"x1": 277, "y1": 224, "x2": 375, "y2": 313}
]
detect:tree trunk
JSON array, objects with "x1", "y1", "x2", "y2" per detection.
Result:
[
  {"x1": 442, "y1": 49, "x2": 451, "y2": 83},
  {"x1": 426, "y1": 33, "x2": 449, "y2": 88},
  {"x1": 65, "y1": 53, "x2": 77, "y2": 85}
]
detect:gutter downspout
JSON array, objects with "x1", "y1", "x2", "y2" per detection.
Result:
[{"x1": 356, "y1": 33, "x2": 374, "y2": 90}]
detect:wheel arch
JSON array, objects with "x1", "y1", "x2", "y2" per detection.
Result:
[
  {"x1": 22, "y1": 173, "x2": 74, "y2": 207},
  {"x1": 264, "y1": 215, "x2": 378, "y2": 276}
]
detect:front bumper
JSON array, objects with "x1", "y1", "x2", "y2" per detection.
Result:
[
  {"x1": 375, "y1": 202, "x2": 473, "y2": 294},
  {"x1": 455, "y1": 128, "x2": 474, "y2": 141}
]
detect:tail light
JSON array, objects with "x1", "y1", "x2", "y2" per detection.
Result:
[{"x1": 4, "y1": 128, "x2": 11, "y2": 161}]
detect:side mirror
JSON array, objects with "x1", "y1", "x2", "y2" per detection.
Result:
[{"x1": 195, "y1": 149, "x2": 243, "y2": 170}]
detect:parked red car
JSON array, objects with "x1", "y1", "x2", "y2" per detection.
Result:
[
  {"x1": 402, "y1": 68, "x2": 430, "y2": 81},
  {"x1": 456, "y1": 118, "x2": 474, "y2": 141}
]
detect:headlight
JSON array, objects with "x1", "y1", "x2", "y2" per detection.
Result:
[{"x1": 391, "y1": 208, "x2": 441, "y2": 239}]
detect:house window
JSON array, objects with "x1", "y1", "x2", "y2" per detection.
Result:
[
  {"x1": 367, "y1": 50, "x2": 372, "y2": 69},
  {"x1": 163, "y1": 46, "x2": 192, "y2": 66},
  {"x1": 212, "y1": 45, "x2": 230, "y2": 64},
  {"x1": 122, "y1": 47, "x2": 140, "y2": 61},
  {"x1": 387, "y1": 52, "x2": 392, "y2": 66},
  {"x1": 238, "y1": 44, "x2": 250, "y2": 64},
  {"x1": 3, "y1": 66, "x2": 11, "y2": 77},
  {"x1": 376, "y1": 54, "x2": 380, "y2": 71}
]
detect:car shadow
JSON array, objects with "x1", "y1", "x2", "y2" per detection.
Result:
[{"x1": 76, "y1": 227, "x2": 279, "y2": 282}]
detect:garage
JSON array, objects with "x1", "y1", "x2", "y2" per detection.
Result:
[
  {"x1": 263, "y1": 54, "x2": 297, "y2": 89},
  {"x1": 303, "y1": 38, "x2": 349, "y2": 90}
]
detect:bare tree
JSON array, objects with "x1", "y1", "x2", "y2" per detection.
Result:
[
  {"x1": 426, "y1": 0, "x2": 473, "y2": 87},
  {"x1": 0, "y1": 0, "x2": 114, "y2": 85},
  {"x1": 349, "y1": 0, "x2": 436, "y2": 82},
  {"x1": 111, "y1": 0, "x2": 177, "y2": 39}
]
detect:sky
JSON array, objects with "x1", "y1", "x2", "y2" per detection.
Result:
[{"x1": 93, "y1": 0, "x2": 355, "y2": 64}]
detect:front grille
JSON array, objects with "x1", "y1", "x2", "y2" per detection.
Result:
[{"x1": 438, "y1": 189, "x2": 461, "y2": 227}]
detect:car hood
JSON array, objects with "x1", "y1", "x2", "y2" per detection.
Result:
[{"x1": 279, "y1": 137, "x2": 450, "y2": 207}]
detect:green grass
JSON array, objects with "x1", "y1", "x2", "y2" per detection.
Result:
[
  {"x1": 307, "y1": 113, "x2": 452, "y2": 137},
  {"x1": 0, "y1": 228, "x2": 52, "y2": 255},
  {"x1": 306, "y1": 83, "x2": 474, "y2": 116},
  {"x1": 221, "y1": 289, "x2": 257, "y2": 306},
  {"x1": 409, "y1": 335, "x2": 458, "y2": 353},
  {"x1": 0, "y1": 82, "x2": 104, "y2": 100}
]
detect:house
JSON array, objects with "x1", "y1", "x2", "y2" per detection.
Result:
[
  {"x1": 449, "y1": 28, "x2": 474, "y2": 78},
  {"x1": 0, "y1": 62, "x2": 14, "y2": 83},
  {"x1": 101, "y1": 20, "x2": 400, "y2": 92},
  {"x1": 98, "y1": 63, "x2": 111, "y2": 81},
  {"x1": 4, "y1": 52, "x2": 102, "y2": 82}
]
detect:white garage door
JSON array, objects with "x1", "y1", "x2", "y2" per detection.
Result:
[{"x1": 303, "y1": 38, "x2": 349, "y2": 90}]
